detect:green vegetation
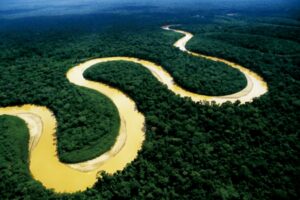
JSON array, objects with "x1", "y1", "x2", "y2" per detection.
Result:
[
  {"x1": 160, "y1": 52, "x2": 247, "y2": 96},
  {"x1": 0, "y1": 46, "x2": 120, "y2": 163},
  {"x1": 193, "y1": 32, "x2": 300, "y2": 55},
  {"x1": 57, "y1": 87, "x2": 120, "y2": 163},
  {"x1": 0, "y1": 11, "x2": 299, "y2": 200},
  {"x1": 68, "y1": 28, "x2": 247, "y2": 96},
  {"x1": 84, "y1": 50, "x2": 299, "y2": 199},
  {"x1": 0, "y1": 14, "x2": 248, "y2": 161},
  {"x1": 182, "y1": 18, "x2": 300, "y2": 43},
  {"x1": 0, "y1": 116, "x2": 52, "y2": 199}
]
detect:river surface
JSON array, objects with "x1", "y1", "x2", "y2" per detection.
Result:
[{"x1": 0, "y1": 25, "x2": 268, "y2": 193}]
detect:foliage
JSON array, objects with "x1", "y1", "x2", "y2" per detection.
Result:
[
  {"x1": 195, "y1": 32, "x2": 300, "y2": 55},
  {"x1": 0, "y1": 11, "x2": 299, "y2": 200},
  {"x1": 0, "y1": 45, "x2": 120, "y2": 163},
  {"x1": 0, "y1": 116, "x2": 53, "y2": 199}
]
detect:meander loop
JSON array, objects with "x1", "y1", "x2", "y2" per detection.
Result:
[{"x1": 0, "y1": 25, "x2": 268, "y2": 193}]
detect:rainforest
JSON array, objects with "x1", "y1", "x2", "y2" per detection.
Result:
[{"x1": 0, "y1": 0, "x2": 299, "y2": 199}]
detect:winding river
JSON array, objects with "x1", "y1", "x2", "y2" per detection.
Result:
[{"x1": 0, "y1": 25, "x2": 268, "y2": 193}]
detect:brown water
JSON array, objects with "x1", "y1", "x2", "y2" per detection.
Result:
[
  {"x1": 0, "y1": 100, "x2": 144, "y2": 193},
  {"x1": 0, "y1": 25, "x2": 268, "y2": 193}
]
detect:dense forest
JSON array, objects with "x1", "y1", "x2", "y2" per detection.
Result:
[
  {"x1": 0, "y1": 60, "x2": 120, "y2": 163},
  {"x1": 0, "y1": 9, "x2": 299, "y2": 200},
  {"x1": 191, "y1": 32, "x2": 300, "y2": 55}
]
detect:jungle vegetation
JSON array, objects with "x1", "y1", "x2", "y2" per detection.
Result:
[{"x1": 0, "y1": 9, "x2": 299, "y2": 200}]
